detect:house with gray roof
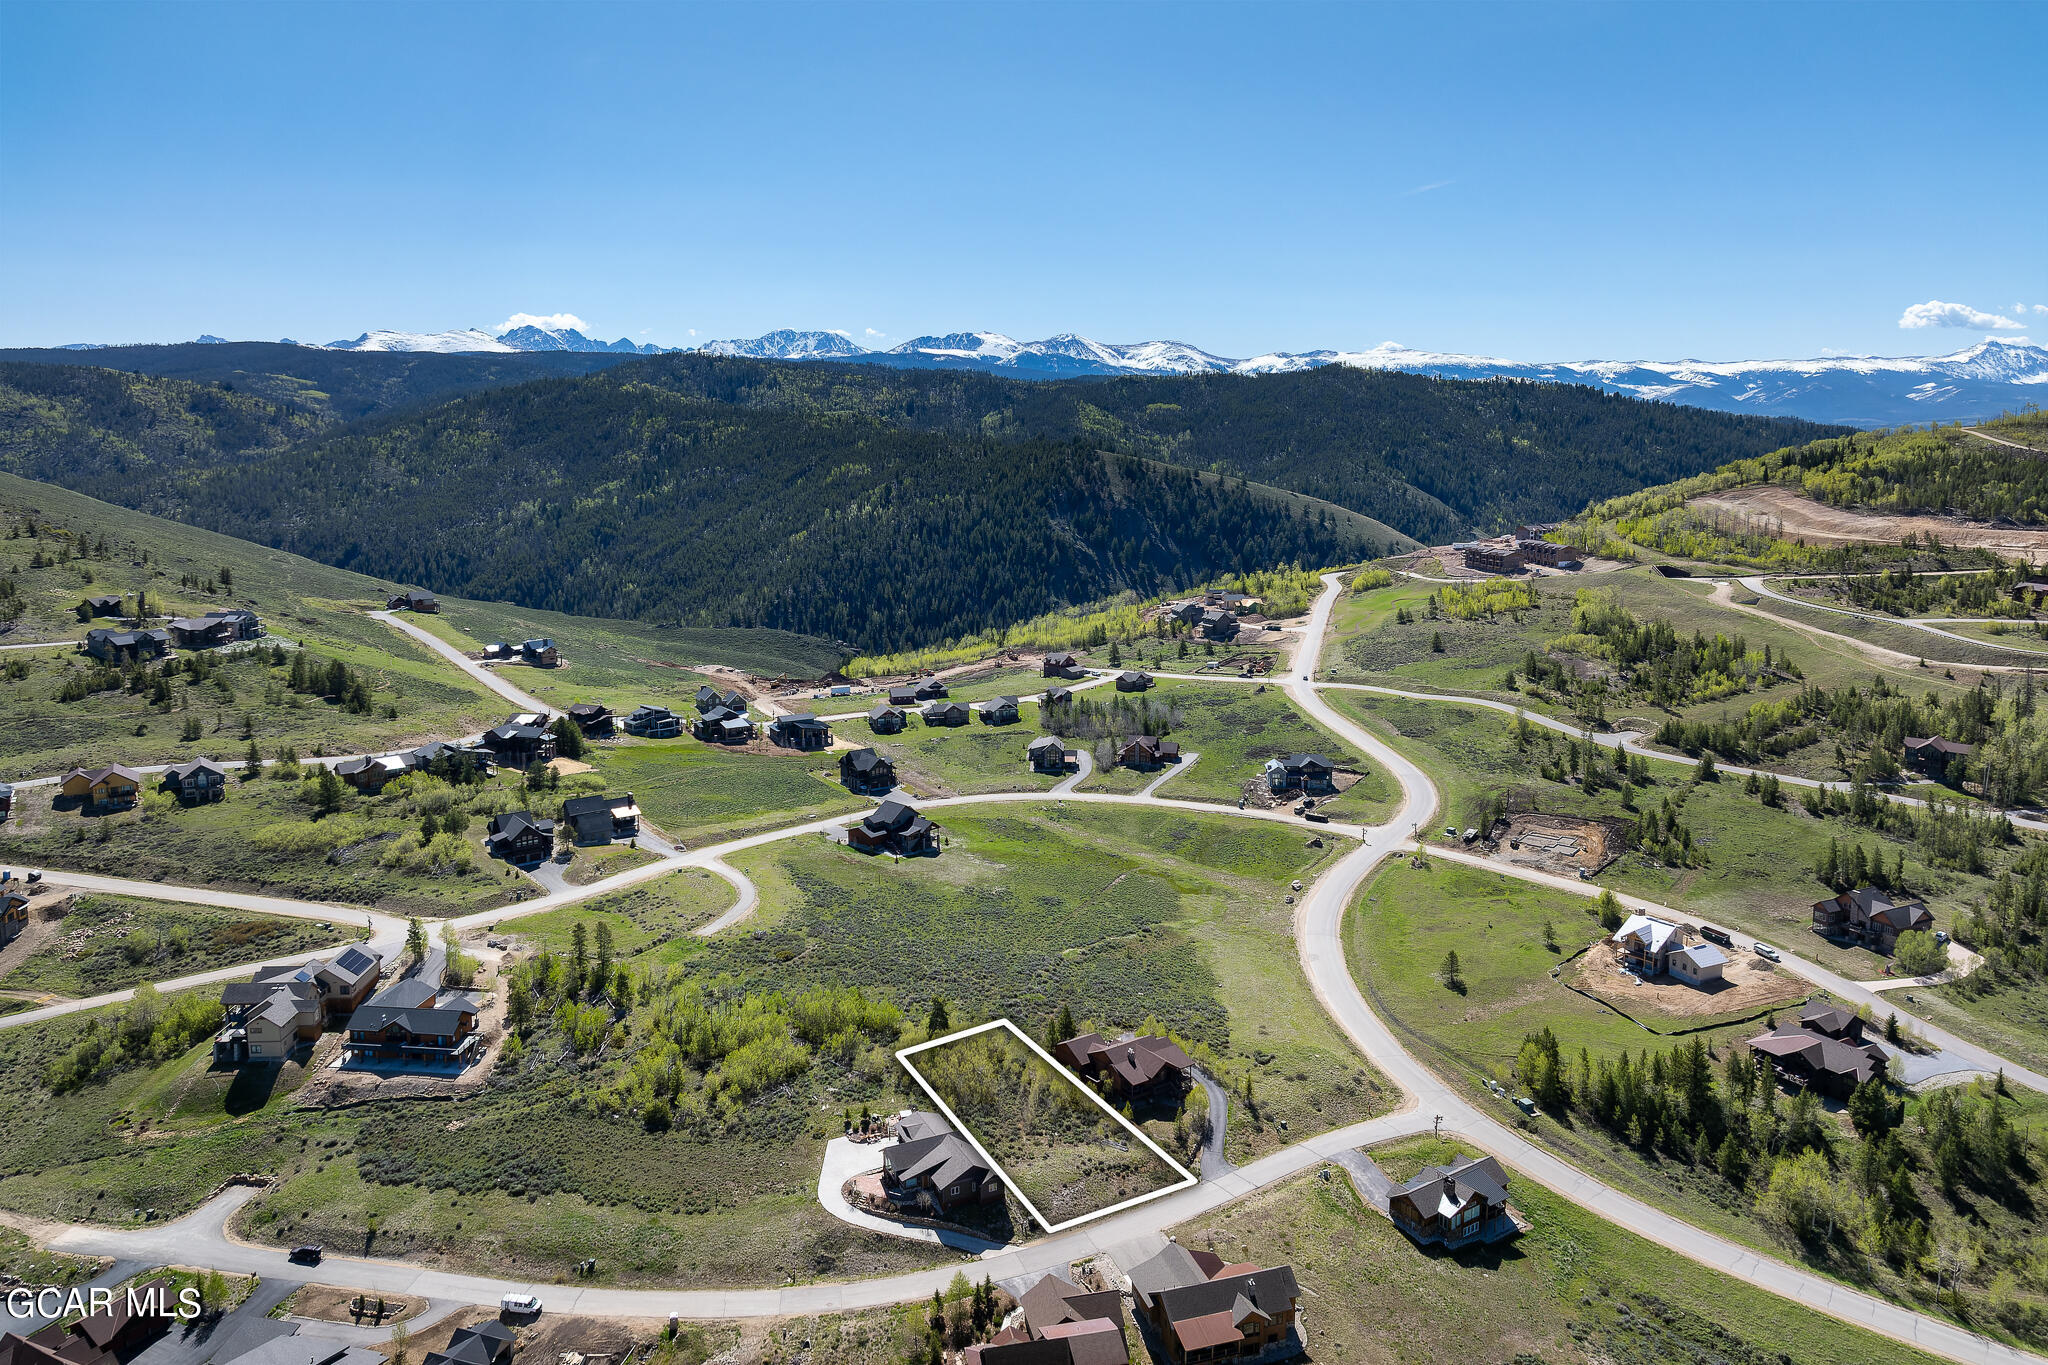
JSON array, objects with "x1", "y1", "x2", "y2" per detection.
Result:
[
  {"x1": 214, "y1": 946, "x2": 383, "y2": 1063},
  {"x1": 880, "y1": 1111, "x2": 996, "y2": 1215},
  {"x1": 1386, "y1": 1152, "x2": 1520, "y2": 1248},
  {"x1": 849, "y1": 799, "x2": 940, "y2": 856},
  {"x1": 1812, "y1": 885, "x2": 1934, "y2": 954},
  {"x1": 345, "y1": 947, "x2": 483, "y2": 1067},
  {"x1": 867, "y1": 703, "x2": 908, "y2": 734},
  {"x1": 160, "y1": 756, "x2": 229, "y2": 803}
]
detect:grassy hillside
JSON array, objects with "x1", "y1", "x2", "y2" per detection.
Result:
[{"x1": 0, "y1": 472, "x2": 839, "y2": 776}]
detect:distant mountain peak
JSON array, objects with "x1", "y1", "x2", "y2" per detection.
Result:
[{"x1": 699, "y1": 329, "x2": 870, "y2": 360}]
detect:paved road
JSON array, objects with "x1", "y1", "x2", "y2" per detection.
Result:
[
  {"x1": 1190, "y1": 1068, "x2": 1234, "y2": 1179},
  {"x1": 16, "y1": 575, "x2": 2047, "y2": 1362},
  {"x1": 1280, "y1": 571, "x2": 2044, "y2": 1365},
  {"x1": 370, "y1": 610, "x2": 557, "y2": 717},
  {"x1": 1740, "y1": 576, "x2": 2048, "y2": 658}
]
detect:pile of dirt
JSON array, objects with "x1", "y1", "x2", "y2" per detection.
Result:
[
  {"x1": 1571, "y1": 940, "x2": 1807, "y2": 1020},
  {"x1": 1493, "y1": 814, "x2": 1624, "y2": 876}
]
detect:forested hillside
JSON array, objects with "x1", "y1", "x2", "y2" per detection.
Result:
[
  {"x1": 0, "y1": 342, "x2": 631, "y2": 421},
  {"x1": 0, "y1": 351, "x2": 1840, "y2": 652},
  {"x1": 0, "y1": 361, "x2": 322, "y2": 506},
  {"x1": 155, "y1": 380, "x2": 1393, "y2": 650},
  {"x1": 595, "y1": 355, "x2": 1844, "y2": 541}
]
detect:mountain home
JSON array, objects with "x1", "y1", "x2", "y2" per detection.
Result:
[
  {"x1": 83, "y1": 626, "x2": 169, "y2": 663},
  {"x1": 420, "y1": 1322, "x2": 515, "y2": 1365},
  {"x1": 345, "y1": 947, "x2": 483, "y2": 1067},
  {"x1": 1115, "y1": 670, "x2": 1153, "y2": 692},
  {"x1": 703, "y1": 708, "x2": 757, "y2": 743},
  {"x1": 965, "y1": 1274, "x2": 1128, "y2": 1365},
  {"x1": 485, "y1": 810, "x2": 556, "y2": 865},
  {"x1": 560, "y1": 793, "x2": 640, "y2": 845},
  {"x1": 696, "y1": 685, "x2": 748, "y2": 713},
  {"x1": 1028, "y1": 735, "x2": 1074, "y2": 773},
  {"x1": 849, "y1": 799, "x2": 940, "y2": 856},
  {"x1": 1043, "y1": 652, "x2": 1082, "y2": 678},
  {"x1": 1043, "y1": 686, "x2": 1073, "y2": 707},
  {"x1": 880, "y1": 1110, "x2": 998, "y2": 1216},
  {"x1": 58, "y1": 764, "x2": 141, "y2": 811},
  {"x1": 1127, "y1": 1245, "x2": 1301, "y2": 1365},
  {"x1": 769, "y1": 712, "x2": 832, "y2": 750},
  {"x1": 979, "y1": 696, "x2": 1021, "y2": 725},
  {"x1": 335, "y1": 754, "x2": 410, "y2": 792},
  {"x1": 1904, "y1": 736, "x2": 1973, "y2": 780},
  {"x1": 77, "y1": 594, "x2": 124, "y2": 618},
  {"x1": 2, "y1": 891, "x2": 31, "y2": 948},
  {"x1": 167, "y1": 608, "x2": 262, "y2": 649},
  {"x1": 1749, "y1": 1001, "x2": 1888, "y2": 1098},
  {"x1": 1812, "y1": 885, "x2": 1934, "y2": 953},
  {"x1": 840, "y1": 747, "x2": 896, "y2": 793},
  {"x1": 913, "y1": 676, "x2": 949, "y2": 700},
  {"x1": 215, "y1": 945, "x2": 383, "y2": 1062},
  {"x1": 922, "y1": 700, "x2": 971, "y2": 727},
  {"x1": 567, "y1": 702, "x2": 613, "y2": 736},
  {"x1": 520, "y1": 638, "x2": 558, "y2": 667},
  {"x1": 1386, "y1": 1152, "x2": 1521, "y2": 1249},
  {"x1": 479, "y1": 718, "x2": 555, "y2": 768},
  {"x1": 867, "y1": 703, "x2": 908, "y2": 734},
  {"x1": 1055, "y1": 1032, "x2": 1193, "y2": 1101},
  {"x1": 1116, "y1": 735, "x2": 1181, "y2": 768},
  {"x1": 1264, "y1": 753, "x2": 1334, "y2": 793},
  {"x1": 622, "y1": 704, "x2": 682, "y2": 738},
  {"x1": 1197, "y1": 606, "x2": 1239, "y2": 641},
  {"x1": 385, "y1": 589, "x2": 440, "y2": 612},
  {"x1": 159, "y1": 757, "x2": 229, "y2": 803}
]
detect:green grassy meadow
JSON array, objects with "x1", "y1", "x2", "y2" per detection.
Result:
[
  {"x1": 724, "y1": 803, "x2": 1390, "y2": 1165},
  {"x1": 588, "y1": 738, "x2": 868, "y2": 846}
]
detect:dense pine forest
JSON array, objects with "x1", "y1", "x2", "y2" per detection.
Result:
[
  {"x1": 0, "y1": 349, "x2": 1840, "y2": 651},
  {"x1": 164, "y1": 382, "x2": 1390, "y2": 650},
  {"x1": 579, "y1": 355, "x2": 1843, "y2": 542}
]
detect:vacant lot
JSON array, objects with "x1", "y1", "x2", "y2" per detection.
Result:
[
  {"x1": 492, "y1": 869, "x2": 733, "y2": 965},
  {"x1": 1694, "y1": 483, "x2": 2048, "y2": 556},
  {"x1": 861, "y1": 704, "x2": 1064, "y2": 796},
  {"x1": 910, "y1": 1024, "x2": 1186, "y2": 1228},
  {"x1": 0, "y1": 891, "x2": 347, "y2": 997},
  {"x1": 724, "y1": 804, "x2": 1388, "y2": 1166},
  {"x1": 1169, "y1": 1147, "x2": 1951, "y2": 1365},
  {"x1": 589, "y1": 738, "x2": 868, "y2": 846}
]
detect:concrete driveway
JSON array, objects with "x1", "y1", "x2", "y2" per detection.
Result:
[{"x1": 814, "y1": 1137, "x2": 1008, "y2": 1257}]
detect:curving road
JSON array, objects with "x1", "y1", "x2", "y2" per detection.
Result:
[
  {"x1": 14, "y1": 578, "x2": 2048, "y2": 1362},
  {"x1": 370, "y1": 610, "x2": 560, "y2": 717}
]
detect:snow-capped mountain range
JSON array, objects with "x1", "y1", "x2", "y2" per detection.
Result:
[{"x1": 59, "y1": 323, "x2": 2048, "y2": 426}]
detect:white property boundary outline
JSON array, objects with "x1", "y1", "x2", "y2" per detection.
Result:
[{"x1": 895, "y1": 1017, "x2": 1200, "y2": 1234}]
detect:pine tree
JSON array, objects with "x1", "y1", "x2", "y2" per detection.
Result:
[
  {"x1": 405, "y1": 917, "x2": 428, "y2": 961},
  {"x1": 927, "y1": 996, "x2": 951, "y2": 1034}
]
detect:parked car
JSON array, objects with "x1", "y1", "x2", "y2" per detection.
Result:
[
  {"x1": 1753, "y1": 942, "x2": 1780, "y2": 962},
  {"x1": 1935, "y1": 930, "x2": 1951, "y2": 945},
  {"x1": 500, "y1": 1294, "x2": 543, "y2": 1317},
  {"x1": 1700, "y1": 926, "x2": 1734, "y2": 948},
  {"x1": 289, "y1": 1245, "x2": 323, "y2": 1264}
]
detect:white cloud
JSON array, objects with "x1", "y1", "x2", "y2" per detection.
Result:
[
  {"x1": 826, "y1": 328, "x2": 852, "y2": 338},
  {"x1": 864, "y1": 327, "x2": 888, "y2": 339},
  {"x1": 1898, "y1": 299, "x2": 2024, "y2": 331},
  {"x1": 495, "y1": 312, "x2": 591, "y2": 335},
  {"x1": 1399, "y1": 179, "x2": 1454, "y2": 197},
  {"x1": 688, "y1": 329, "x2": 697, "y2": 337},
  {"x1": 2033, "y1": 304, "x2": 2048, "y2": 315}
]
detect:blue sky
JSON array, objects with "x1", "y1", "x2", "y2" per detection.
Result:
[{"x1": 3, "y1": 1, "x2": 2043, "y2": 360}]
